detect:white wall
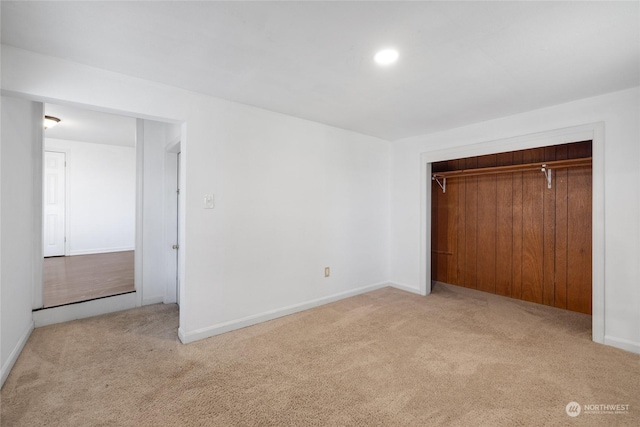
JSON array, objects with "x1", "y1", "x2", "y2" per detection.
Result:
[
  {"x1": 1, "y1": 96, "x2": 40, "y2": 386},
  {"x1": 1, "y1": 46, "x2": 391, "y2": 344},
  {"x1": 44, "y1": 138, "x2": 135, "y2": 255},
  {"x1": 138, "y1": 119, "x2": 171, "y2": 305},
  {"x1": 2, "y1": 45, "x2": 637, "y2": 361},
  {"x1": 390, "y1": 87, "x2": 640, "y2": 353}
]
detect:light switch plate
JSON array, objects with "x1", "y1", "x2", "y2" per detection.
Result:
[{"x1": 204, "y1": 194, "x2": 215, "y2": 209}]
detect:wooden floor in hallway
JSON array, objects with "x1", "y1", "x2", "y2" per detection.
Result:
[{"x1": 43, "y1": 251, "x2": 135, "y2": 308}]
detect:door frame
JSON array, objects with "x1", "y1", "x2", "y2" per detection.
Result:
[
  {"x1": 29, "y1": 99, "x2": 184, "y2": 327},
  {"x1": 164, "y1": 139, "x2": 181, "y2": 304},
  {"x1": 419, "y1": 122, "x2": 605, "y2": 344}
]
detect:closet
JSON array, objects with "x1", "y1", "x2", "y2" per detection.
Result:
[{"x1": 431, "y1": 141, "x2": 592, "y2": 314}]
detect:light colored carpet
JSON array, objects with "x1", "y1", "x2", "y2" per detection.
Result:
[{"x1": 1, "y1": 284, "x2": 638, "y2": 426}]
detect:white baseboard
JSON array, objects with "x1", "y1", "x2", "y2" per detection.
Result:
[
  {"x1": 389, "y1": 281, "x2": 423, "y2": 295},
  {"x1": 1, "y1": 320, "x2": 34, "y2": 389},
  {"x1": 163, "y1": 294, "x2": 177, "y2": 305},
  {"x1": 178, "y1": 281, "x2": 389, "y2": 344},
  {"x1": 604, "y1": 335, "x2": 640, "y2": 354},
  {"x1": 33, "y1": 292, "x2": 137, "y2": 327},
  {"x1": 142, "y1": 296, "x2": 165, "y2": 306},
  {"x1": 69, "y1": 247, "x2": 134, "y2": 256}
]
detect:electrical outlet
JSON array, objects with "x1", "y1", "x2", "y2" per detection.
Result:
[{"x1": 324, "y1": 267, "x2": 330, "y2": 277}]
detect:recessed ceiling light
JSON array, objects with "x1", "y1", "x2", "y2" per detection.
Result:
[
  {"x1": 44, "y1": 116, "x2": 61, "y2": 129},
  {"x1": 374, "y1": 49, "x2": 399, "y2": 66}
]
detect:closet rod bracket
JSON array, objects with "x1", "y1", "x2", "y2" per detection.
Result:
[
  {"x1": 541, "y1": 165, "x2": 552, "y2": 189},
  {"x1": 432, "y1": 175, "x2": 446, "y2": 193}
]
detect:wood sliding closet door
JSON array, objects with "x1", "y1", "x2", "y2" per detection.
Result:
[{"x1": 431, "y1": 141, "x2": 592, "y2": 314}]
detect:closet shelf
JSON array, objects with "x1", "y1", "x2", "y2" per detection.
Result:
[
  {"x1": 431, "y1": 157, "x2": 592, "y2": 193},
  {"x1": 432, "y1": 157, "x2": 592, "y2": 180}
]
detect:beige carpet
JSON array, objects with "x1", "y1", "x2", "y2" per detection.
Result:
[{"x1": 1, "y1": 284, "x2": 638, "y2": 426}]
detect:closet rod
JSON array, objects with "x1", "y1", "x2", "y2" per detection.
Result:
[{"x1": 432, "y1": 157, "x2": 592, "y2": 180}]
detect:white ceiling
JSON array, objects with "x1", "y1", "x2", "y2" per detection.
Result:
[
  {"x1": 45, "y1": 103, "x2": 136, "y2": 147},
  {"x1": 3, "y1": 1, "x2": 639, "y2": 141}
]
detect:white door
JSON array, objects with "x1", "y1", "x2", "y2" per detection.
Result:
[
  {"x1": 163, "y1": 148, "x2": 180, "y2": 305},
  {"x1": 43, "y1": 151, "x2": 66, "y2": 257}
]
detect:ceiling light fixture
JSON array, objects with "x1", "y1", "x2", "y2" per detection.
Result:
[
  {"x1": 44, "y1": 116, "x2": 61, "y2": 129},
  {"x1": 374, "y1": 48, "x2": 399, "y2": 66}
]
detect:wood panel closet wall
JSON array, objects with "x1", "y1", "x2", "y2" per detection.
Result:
[{"x1": 431, "y1": 141, "x2": 592, "y2": 314}]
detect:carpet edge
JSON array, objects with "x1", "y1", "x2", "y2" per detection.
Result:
[{"x1": 1, "y1": 319, "x2": 34, "y2": 389}]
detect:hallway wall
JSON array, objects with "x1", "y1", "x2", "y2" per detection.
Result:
[{"x1": 1, "y1": 96, "x2": 42, "y2": 385}]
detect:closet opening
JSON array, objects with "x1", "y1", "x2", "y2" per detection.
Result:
[{"x1": 430, "y1": 140, "x2": 592, "y2": 314}]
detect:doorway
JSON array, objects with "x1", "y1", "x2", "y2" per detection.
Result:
[
  {"x1": 419, "y1": 123, "x2": 605, "y2": 344},
  {"x1": 430, "y1": 141, "x2": 592, "y2": 314},
  {"x1": 41, "y1": 103, "x2": 137, "y2": 308},
  {"x1": 0, "y1": 94, "x2": 184, "y2": 329}
]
